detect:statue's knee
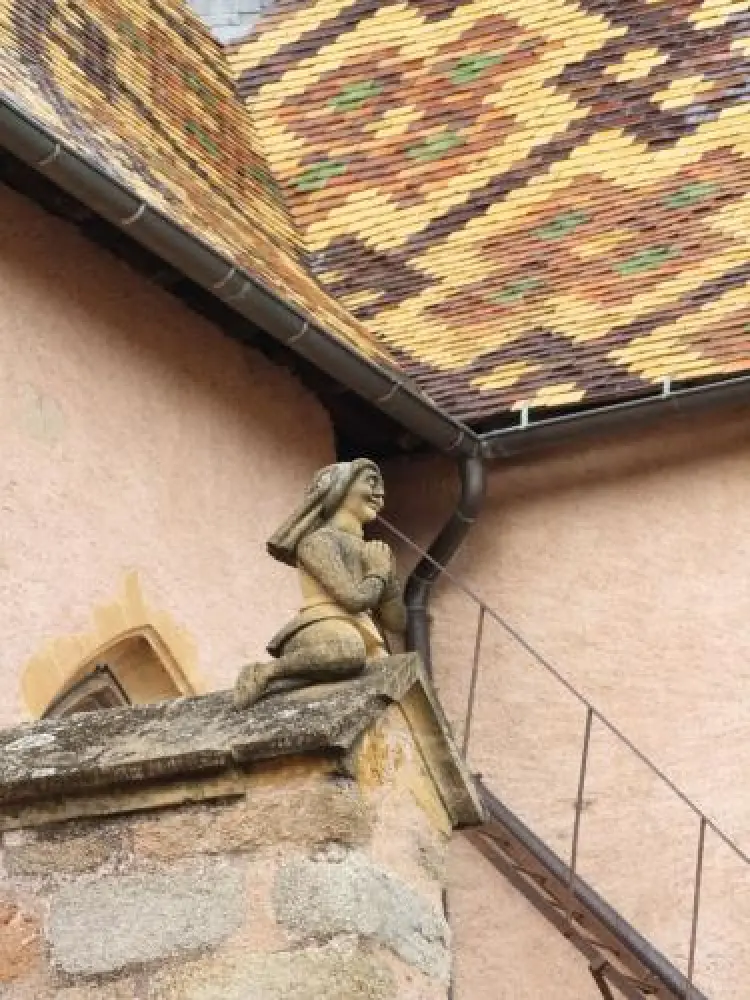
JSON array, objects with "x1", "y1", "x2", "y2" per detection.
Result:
[{"x1": 331, "y1": 635, "x2": 366, "y2": 668}]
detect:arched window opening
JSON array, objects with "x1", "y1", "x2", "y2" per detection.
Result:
[
  {"x1": 42, "y1": 664, "x2": 130, "y2": 718},
  {"x1": 39, "y1": 629, "x2": 189, "y2": 718}
]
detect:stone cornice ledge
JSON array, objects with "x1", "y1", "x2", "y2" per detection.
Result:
[{"x1": 0, "y1": 654, "x2": 483, "y2": 830}]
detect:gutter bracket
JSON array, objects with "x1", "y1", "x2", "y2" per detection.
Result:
[
  {"x1": 212, "y1": 266, "x2": 237, "y2": 290},
  {"x1": 285, "y1": 319, "x2": 309, "y2": 346}
]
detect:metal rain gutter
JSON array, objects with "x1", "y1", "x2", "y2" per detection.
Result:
[
  {"x1": 0, "y1": 98, "x2": 480, "y2": 459},
  {"x1": 480, "y1": 373, "x2": 750, "y2": 460},
  {"x1": 405, "y1": 373, "x2": 750, "y2": 671}
]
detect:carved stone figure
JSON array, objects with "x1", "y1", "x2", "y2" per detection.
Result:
[{"x1": 234, "y1": 459, "x2": 407, "y2": 709}]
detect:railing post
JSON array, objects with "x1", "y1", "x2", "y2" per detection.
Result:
[
  {"x1": 590, "y1": 961, "x2": 616, "y2": 1000},
  {"x1": 567, "y1": 705, "x2": 594, "y2": 929},
  {"x1": 685, "y1": 815, "x2": 706, "y2": 998},
  {"x1": 462, "y1": 604, "x2": 486, "y2": 758},
  {"x1": 376, "y1": 514, "x2": 750, "y2": 998}
]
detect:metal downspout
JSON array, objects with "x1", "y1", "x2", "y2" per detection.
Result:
[
  {"x1": 403, "y1": 379, "x2": 750, "y2": 670},
  {"x1": 400, "y1": 460, "x2": 710, "y2": 1000},
  {"x1": 403, "y1": 455, "x2": 486, "y2": 673}
]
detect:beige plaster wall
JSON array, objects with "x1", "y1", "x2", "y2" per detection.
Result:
[
  {"x1": 383, "y1": 408, "x2": 750, "y2": 1000},
  {"x1": 0, "y1": 183, "x2": 333, "y2": 727}
]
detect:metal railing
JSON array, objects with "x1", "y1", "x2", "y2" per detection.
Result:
[{"x1": 378, "y1": 515, "x2": 750, "y2": 1000}]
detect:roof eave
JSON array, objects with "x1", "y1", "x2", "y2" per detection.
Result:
[{"x1": 0, "y1": 98, "x2": 480, "y2": 459}]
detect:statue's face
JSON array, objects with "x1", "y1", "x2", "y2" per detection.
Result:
[{"x1": 342, "y1": 467, "x2": 385, "y2": 525}]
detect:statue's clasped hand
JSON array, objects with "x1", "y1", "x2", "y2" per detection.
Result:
[{"x1": 364, "y1": 540, "x2": 392, "y2": 581}]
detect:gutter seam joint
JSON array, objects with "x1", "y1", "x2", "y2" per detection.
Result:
[
  {"x1": 212, "y1": 266, "x2": 237, "y2": 290},
  {"x1": 36, "y1": 143, "x2": 61, "y2": 168},
  {"x1": 120, "y1": 203, "x2": 146, "y2": 227},
  {"x1": 445, "y1": 428, "x2": 466, "y2": 452}
]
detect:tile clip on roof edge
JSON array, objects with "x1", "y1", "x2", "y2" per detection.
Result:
[
  {"x1": 480, "y1": 373, "x2": 750, "y2": 459},
  {"x1": 0, "y1": 98, "x2": 480, "y2": 458}
]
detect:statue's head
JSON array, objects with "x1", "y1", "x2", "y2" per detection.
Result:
[
  {"x1": 333, "y1": 462, "x2": 384, "y2": 526},
  {"x1": 268, "y1": 459, "x2": 384, "y2": 565}
]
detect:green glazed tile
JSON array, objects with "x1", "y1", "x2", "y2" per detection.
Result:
[
  {"x1": 295, "y1": 160, "x2": 348, "y2": 191},
  {"x1": 451, "y1": 53, "x2": 504, "y2": 85},
  {"x1": 329, "y1": 80, "x2": 383, "y2": 111},
  {"x1": 616, "y1": 246, "x2": 678, "y2": 276}
]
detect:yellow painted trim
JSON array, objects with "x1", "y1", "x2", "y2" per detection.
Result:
[{"x1": 21, "y1": 572, "x2": 205, "y2": 718}]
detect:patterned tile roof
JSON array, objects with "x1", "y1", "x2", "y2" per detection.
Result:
[
  {"x1": 2, "y1": 0, "x2": 749, "y2": 427},
  {"x1": 229, "y1": 0, "x2": 750, "y2": 422},
  {"x1": 0, "y1": 0, "x2": 397, "y2": 372}
]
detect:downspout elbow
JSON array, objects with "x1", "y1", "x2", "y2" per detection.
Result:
[{"x1": 404, "y1": 454, "x2": 486, "y2": 672}]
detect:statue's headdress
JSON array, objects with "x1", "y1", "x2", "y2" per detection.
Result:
[{"x1": 267, "y1": 459, "x2": 381, "y2": 566}]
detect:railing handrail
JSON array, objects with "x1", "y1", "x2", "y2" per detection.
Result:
[{"x1": 378, "y1": 514, "x2": 750, "y2": 869}]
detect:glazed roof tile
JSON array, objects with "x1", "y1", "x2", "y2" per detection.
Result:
[
  {"x1": 0, "y1": 0, "x2": 397, "y2": 371},
  {"x1": 229, "y1": 0, "x2": 750, "y2": 421},
  {"x1": 2, "y1": 0, "x2": 750, "y2": 426}
]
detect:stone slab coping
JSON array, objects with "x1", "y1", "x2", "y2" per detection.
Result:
[{"x1": 0, "y1": 654, "x2": 483, "y2": 829}]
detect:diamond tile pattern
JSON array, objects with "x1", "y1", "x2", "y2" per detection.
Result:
[
  {"x1": 2, "y1": 0, "x2": 750, "y2": 424},
  {"x1": 229, "y1": 0, "x2": 750, "y2": 420}
]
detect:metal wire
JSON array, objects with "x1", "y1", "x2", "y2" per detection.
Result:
[
  {"x1": 377, "y1": 514, "x2": 750, "y2": 869},
  {"x1": 567, "y1": 706, "x2": 594, "y2": 930},
  {"x1": 590, "y1": 963, "x2": 617, "y2": 1000},
  {"x1": 686, "y1": 817, "x2": 707, "y2": 996},
  {"x1": 461, "y1": 603, "x2": 486, "y2": 758}
]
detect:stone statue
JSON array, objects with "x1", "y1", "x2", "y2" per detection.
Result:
[{"x1": 234, "y1": 459, "x2": 407, "y2": 709}]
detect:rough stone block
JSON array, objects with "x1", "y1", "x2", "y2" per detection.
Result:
[
  {"x1": 48, "y1": 982, "x2": 139, "y2": 1000},
  {"x1": 4, "y1": 829, "x2": 119, "y2": 876},
  {"x1": 48, "y1": 862, "x2": 245, "y2": 975},
  {"x1": 133, "y1": 782, "x2": 372, "y2": 861},
  {"x1": 0, "y1": 900, "x2": 41, "y2": 982},
  {"x1": 149, "y1": 938, "x2": 394, "y2": 1000},
  {"x1": 274, "y1": 852, "x2": 451, "y2": 981}
]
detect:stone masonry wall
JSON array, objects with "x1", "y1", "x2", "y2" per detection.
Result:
[{"x1": 0, "y1": 704, "x2": 454, "y2": 1000}]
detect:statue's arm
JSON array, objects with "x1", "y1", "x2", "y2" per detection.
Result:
[
  {"x1": 376, "y1": 571, "x2": 407, "y2": 634},
  {"x1": 297, "y1": 533, "x2": 386, "y2": 613}
]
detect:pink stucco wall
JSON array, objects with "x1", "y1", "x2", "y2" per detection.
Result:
[
  {"x1": 4, "y1": 176, "x2": 749, "y2": 998},
  {"x1": 383, "y1": 409, "x2": 750, "y2": 1000},
  {"x1": 0, "y1": 183, "x2": 333, "y2": 728}
]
